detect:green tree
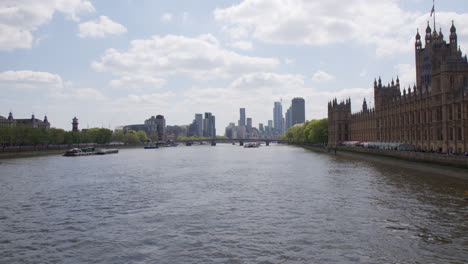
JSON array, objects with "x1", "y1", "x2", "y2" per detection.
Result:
[
  {"x1": 124, "y1": 130, "x2": 140, "y2": 144},
  {"x1": 136, "y1": 130, "x2": 149, "y2": 143},
  {"x1": 283, "y1": 118, "x2": 328, "y2": 144},
  {"x1": 112, "y1": 130, "x2": 125, "y2": 142},
  {"x1": 48, "y1": 128, "x2": 66, "y2": 144}
]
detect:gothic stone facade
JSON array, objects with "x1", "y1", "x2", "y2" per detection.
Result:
[{"x1": 328, "y1": 22, "x2": 468, "y2": 153}]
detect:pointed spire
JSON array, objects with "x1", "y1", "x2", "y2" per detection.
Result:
[
  {"x1": 415, "y1": 28, "x2": 420, "y2": 40},
  {"x1": 426, "y1": 21, "x2": 431, "y2": 34},
  {"x1": 439, "y1": 27, "x2": 444, "y2": 40},
  {"x1": 450, "y1": 20, "x2": 456, "y2": 33}
]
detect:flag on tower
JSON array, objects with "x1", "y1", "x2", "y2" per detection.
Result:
[{"x1": 430, "y1": 5, "x2": 434, "y2": 16}]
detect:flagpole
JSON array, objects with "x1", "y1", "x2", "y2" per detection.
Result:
[{"x1": 433, "y1": 0, "x2": 436, "y2": 31}]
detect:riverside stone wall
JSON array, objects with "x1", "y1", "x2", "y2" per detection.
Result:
[{"x1": 334, "y1": 146, "x2": 468, "y2": 168}]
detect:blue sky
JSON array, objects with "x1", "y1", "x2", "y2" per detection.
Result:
[{"x1": 1, "y1": 0, "x2": 467, "y2": 132}]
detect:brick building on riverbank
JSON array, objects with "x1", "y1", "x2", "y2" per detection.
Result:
[{"x1": 328, "y1": 21, "x2": 468, "y2": 153}]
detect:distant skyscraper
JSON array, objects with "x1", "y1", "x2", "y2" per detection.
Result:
[
  {"x1": 259, "y1": 123, "x2": 264, "y2": 132},
  {"x1": 246, "y1": 117, "x2": 252, "y2": 132},
  {"x1": 239, "y1": 108, "x2": 246, "y2": 127},
  {"x1": 291, "y1": 97, "x2": 305, "y2": 125},
  {"x1": 285, "y1": 106, "x2": 292, "y2": 130},
  {"x1": 203, "y1": 112, "x2": 216, "y2": 138},
  {"x1": 268, "y1": 120, "x2": 273, "y2": 128},
  {"x1": 195, "y1": 113, "x2": 203, "y2": 136},
  {"x1": 155, "y1": 115, "x2": 166, "y2": 141},
  {"x1": 273, "y1": 102, "x2": 284, "y2": 134}
]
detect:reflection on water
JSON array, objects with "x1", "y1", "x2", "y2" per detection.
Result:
[{"x1": 0, "y1": 145, "x2": 466, "y2": 263}]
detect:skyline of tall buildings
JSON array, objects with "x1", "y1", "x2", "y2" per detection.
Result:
[
  {"x1": 7, "y1": 97, "x2": 306, "y2": 140},
  {"x1": 224, "y1": 99, "x2": 306, "y2": 139}
]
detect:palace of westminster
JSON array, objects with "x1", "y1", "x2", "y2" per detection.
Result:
[{"x1": 328, "y1": 20, "x2": 468, "y2": 153}]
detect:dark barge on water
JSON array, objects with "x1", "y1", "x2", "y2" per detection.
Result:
[{"x1": 63, "y1": 147, "x2": 119, "y2": 156}]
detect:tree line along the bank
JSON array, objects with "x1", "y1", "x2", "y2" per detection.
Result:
[
  {"x1": 0, "y1": 125, "x2": 230, "y2": 146},
  {"x1": 0, "y1": 125, "x2": 151, "y2": 146},
  {"x1": 280, "y1": 118, "x2": 328, "y2": 144}
]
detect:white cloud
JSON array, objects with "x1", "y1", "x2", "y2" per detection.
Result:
[
  {"x1": 110, "y1": 75, "x2": 167, "y2": 89},
  {"x1": 0, "y1": 0, "x2": 95, "y2": 50},
  {"x1": 92, "y1": 34, "x2": 279, "y2": 81},
  {"x1": 0, "y1": 70, "x2": 65, "y2": 89},
  {"x1": 0, "y1": 70, "x2": 110, "y2": 102},
  {"x1": 311, "y1": 71, "x2": 335, "y2": 82},
  {"x1": 229, "y1": 40, "x2": 253, "y2": 50},
  {"x1": 229, "y1": 72, "x2": 304, "y2": 91},
  {"x1": 284, "y1": 58, "x2": 295, "y2": 65},
  {"x1": 78, "y1": 16, "x2": 127, "y2": 38},
  {"x1": 0, "y1": 24, "x2": 33, "y2": 50},
  {"x1": 161, "y1": 13, "x2": 173, "y2": 23},
  {"x1": 214, "y1": 0, "x2": 468, "y2": 56},
  {"x1": 127, "y1": 91, "x2": 176, "y2": 104},
  {"x1": 395, "y1": 63, "x2": 416, "y2": 89}
]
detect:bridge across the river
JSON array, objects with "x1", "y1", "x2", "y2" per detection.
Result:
[{"x1": 173, "y1": 138, "x2": 286, "y2": 146}]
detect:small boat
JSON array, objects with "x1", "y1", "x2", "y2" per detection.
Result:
[
  {"x1": 63, "y1": 148, "x2": 118, "y2": 156},
  {"x1": 144, "y1": 144, "x2": 159, "y2": 149},
  {"x1": 244, "y1": 142, "x2": 260, "y2": 148}
]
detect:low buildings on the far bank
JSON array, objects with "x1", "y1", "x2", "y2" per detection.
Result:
[{"x1": 0, "y1": 112, "x2": 50, "y2": 129}]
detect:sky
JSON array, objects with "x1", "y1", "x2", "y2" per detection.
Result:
[{"x1": 1, "y1": 0, "x2": 468, "y2": 133}]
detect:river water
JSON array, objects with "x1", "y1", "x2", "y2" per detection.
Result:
[{"x1": 0, "y1": 144, "x2": 467, "y2": 263}]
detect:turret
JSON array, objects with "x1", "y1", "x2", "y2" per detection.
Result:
[
  {"x1": 415, "y1": 29, "x2": 422, "y2": 50},
  {"x1": 8, "y1": 112, "x2": 13, "y2": 120},
  {"x1": 450, "y1": 20, "x2": 457, "y2": 49},
  {"x1": 72, "y1": 117, "x2": 79, "y2": 132},
  {"x1": 425, "y1": 21, "x2": 432, "y2": 45},
  {"x1": 438, "y1": 28, "x2": 444, "y2": 41},
  {"x1": 44, "y1": 115, "x2": 48, "y2": 123},
  {"x1": 362, "y1": 98, "x2": 368, "y2": 112}
]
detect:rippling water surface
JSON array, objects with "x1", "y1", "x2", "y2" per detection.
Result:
[{"x1": 0, "y1": 145, "x2": 467, "y2": 263}]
